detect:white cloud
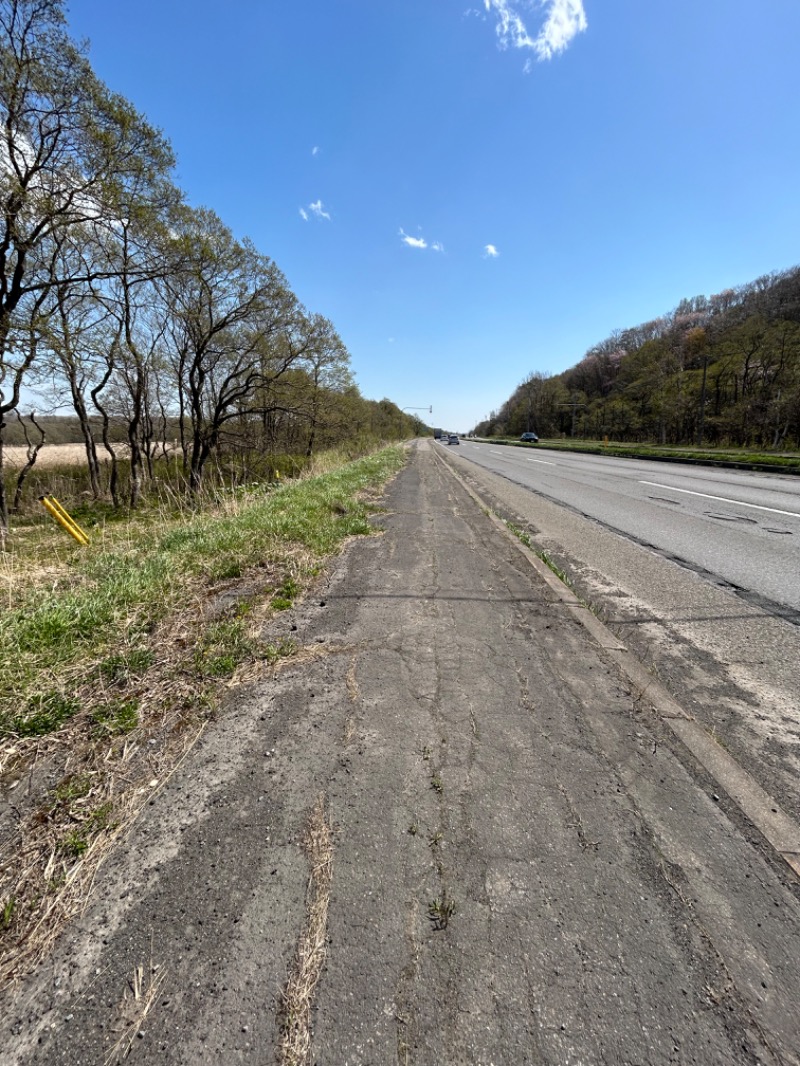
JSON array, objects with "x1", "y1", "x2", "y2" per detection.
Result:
[
  {"x1": 483, "y1": 0, "x2": 587, "y2": 62},
  {"x1": 484, "y1": 244, "x2": 500, "y2": 258},
  {"x1": 534, "y1": 0, "x2": 587, "y2": 59},
  {"x1": 299, "y1": 207, "x2": 309, "y2": 221},
  {"x1": 312, "y1": 146, "x2": 320, "y2": 156},
  {"x1": 399, "y1": 228, "x2": 428, "y2": 250},
  {"x1": 431, "y1": 241, "x2": 445, "y2": 253},
  {"x1": 309, "y1": 199, "x2": 331, "y2": 220}
]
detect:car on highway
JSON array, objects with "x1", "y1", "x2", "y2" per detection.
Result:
[
  {"x1": 520, "y1": 432, "x2": 539, "y2": 443},
  {"x1": 447, "y1": 434, "x2": 460, "y2": 445}
]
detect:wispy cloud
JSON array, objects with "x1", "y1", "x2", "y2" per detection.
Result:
[
  {"x1": 299, "y1": 207, "x2": 309, "y2": 221},
  {"x1": 484, "y1": 244, "x2": 500, "y2": 258},
  {"x1": 399, "y1": 228, "x2": 428, "y2": 250},
  {"x1": 312, "y1": 145, "x2": 320, "y2": 156},
  {"x1": 309, "y1": 199, "x2": 331, "y2": 221},
  {"x1": 431, "y1": 241, "x2": 445, "y2": 253},
  {"x1": 484, "y1": 0, "x2": 587, "y2": 62}
]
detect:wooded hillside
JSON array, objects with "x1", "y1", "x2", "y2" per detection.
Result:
[{"x1": 474, "y1": 266, "x2": 800, "y2": 449}]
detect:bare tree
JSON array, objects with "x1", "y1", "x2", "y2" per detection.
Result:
[
  {"x1": 0, "y1": 0, "x2": 174, "y2": 530},
  {"x1": 164, "y1": 208, "x2": 300, "y2": 492}
]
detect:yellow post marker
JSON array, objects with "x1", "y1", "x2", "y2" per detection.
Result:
[{"x1": 39, "y1": 496, "x2": 91, "y2": 546}]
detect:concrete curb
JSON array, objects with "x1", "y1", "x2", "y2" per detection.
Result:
[{"x1": 435, "y1": 445, "x2": 800, "y2": 882}]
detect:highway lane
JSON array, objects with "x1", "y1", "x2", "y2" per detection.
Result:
[{"x1": 453, "y1": 441, "x2": 800, "y2": 616}]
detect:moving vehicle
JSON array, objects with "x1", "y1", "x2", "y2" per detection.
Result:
[
  {"x1": 447, "y1": 434, "x2": 459, "y2": 445},
  {"x1": 520, "y1": 432, "x2": 539, "y2": 443}
]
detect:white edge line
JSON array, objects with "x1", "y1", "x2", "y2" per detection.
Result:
[{"x1": 640, "y1": 481, "x2": 800, "y2": 519}]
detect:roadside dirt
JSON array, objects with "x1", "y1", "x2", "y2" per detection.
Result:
[{"x1": 3, "y1": 440, "x2": 800, "y2": 1065}]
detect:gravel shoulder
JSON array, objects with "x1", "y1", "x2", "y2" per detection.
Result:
[{"x1": 3, "y1": 440, "x2": 800, "y2": 1066}]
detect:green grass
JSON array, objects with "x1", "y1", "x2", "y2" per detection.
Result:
[
  {"x1": 57, "y1": 802, "x2": 116, "y2": 859},
  {"x1": 2, "y1": 898, "x2": 15, "y2": 930},
  {"x1": 98, "y1": 649, "x2": 155, "y2": 685},
  {"x1": 90, "y1": 699, "x2": 139, "y2": 737},
  {"x1": 10, "y1": 692, "x2": 81, "y2": 738},
  {"x1": 271, "y1": 576, "x2": 300, "y2": 611},
  {"x1": 0, "y1": 447, "x2": 406, "y2": 737},
  {"x1": 505, "y1": 518, "x2": 576, "y2": 591}
]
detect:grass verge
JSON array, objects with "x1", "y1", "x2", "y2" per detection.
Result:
[{"x1": 0, "y1": 446, "x2": 404, "y2": 988}]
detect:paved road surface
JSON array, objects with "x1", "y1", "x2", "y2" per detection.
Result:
[
  {"x1": 4, "y1": 441, "x2": 800, "y2": 1065},
  {"x1": 447, "y1": 441, "x2": 800, "y2": 825},
  {"x1": 455, "y1": 442, "x2": 800, "y2": 616}
]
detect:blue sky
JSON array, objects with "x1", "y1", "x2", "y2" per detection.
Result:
[{"x1": 64, "y1": 0, "x2": 800, "y2": 432}]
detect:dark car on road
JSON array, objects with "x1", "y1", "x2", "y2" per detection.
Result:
[{"x1": 520, "y1": 432, "x2": 538, "y2": 443}]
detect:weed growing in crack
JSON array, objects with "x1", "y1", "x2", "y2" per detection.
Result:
[
  {"x1": 428, "y1": 892, "x2": 456, "y2": 930},
  {"x1": 430, "y1": 774, "x2": 443, "y2": 794}
]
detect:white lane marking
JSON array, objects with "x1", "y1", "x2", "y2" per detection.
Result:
[
  {"x1": 488, "y1": 448, "x2": 556, "y2": 467},
  {"x1": 640, "y1": 481, "x2": 800, "y2": 519}
]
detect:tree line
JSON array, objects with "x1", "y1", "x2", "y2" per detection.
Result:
[
  {"x1": 0, "y1": 0, "x2": 416, "y2": 534},
  {"x1": 474, "y1": 266, "x2": 800, "y2": 449}
]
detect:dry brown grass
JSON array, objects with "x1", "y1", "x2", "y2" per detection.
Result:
[
  {"x1": 278, "y1": 794, "x2": 334, "y2": 1066},
  {"x1": 104, "y1": 952, "x2": 169, "y2": 1065},
  {"x1": 3, "y1": 444, "x2": 105, "y2": 470},
  {"x1": 0, "y1": 577, "x2": 294, "y2": 988},
  {"x1": 3, "y1": 442, "x2": 181, "y2": 470}
]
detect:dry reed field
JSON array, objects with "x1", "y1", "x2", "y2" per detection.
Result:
[
  {"x1": 3, "y1": 443, "x2": 181, "y2": 470},
  {"x1": 4, "y1": 444, "x2": 97, "y2": 469}
]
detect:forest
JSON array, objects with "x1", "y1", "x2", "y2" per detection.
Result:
[
  {"x1": 0, "y1": 0, "x2": 418, "y2": 534},
  {"x1": 474, "y1": 266, "x2": 800, "y2": 450}
]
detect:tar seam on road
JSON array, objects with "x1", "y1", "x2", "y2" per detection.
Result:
[{"x1": 435, "y1": 446, "x2": 800, "y2": 883}]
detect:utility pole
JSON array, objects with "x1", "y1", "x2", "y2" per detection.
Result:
[
  {"x1": 403, "y1": 406, "x2": 432, "y2": 437},
  {"x1": 557, "y1": 395, "x2": 586, "y2": 438},
  {"x1": 696, "y1": 353, "x2": 709, "y2": 448}
]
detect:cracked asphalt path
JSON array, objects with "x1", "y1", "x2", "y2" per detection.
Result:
[{"x1": 4, "y1": 440, "x2": 800, "y2": 1065}]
